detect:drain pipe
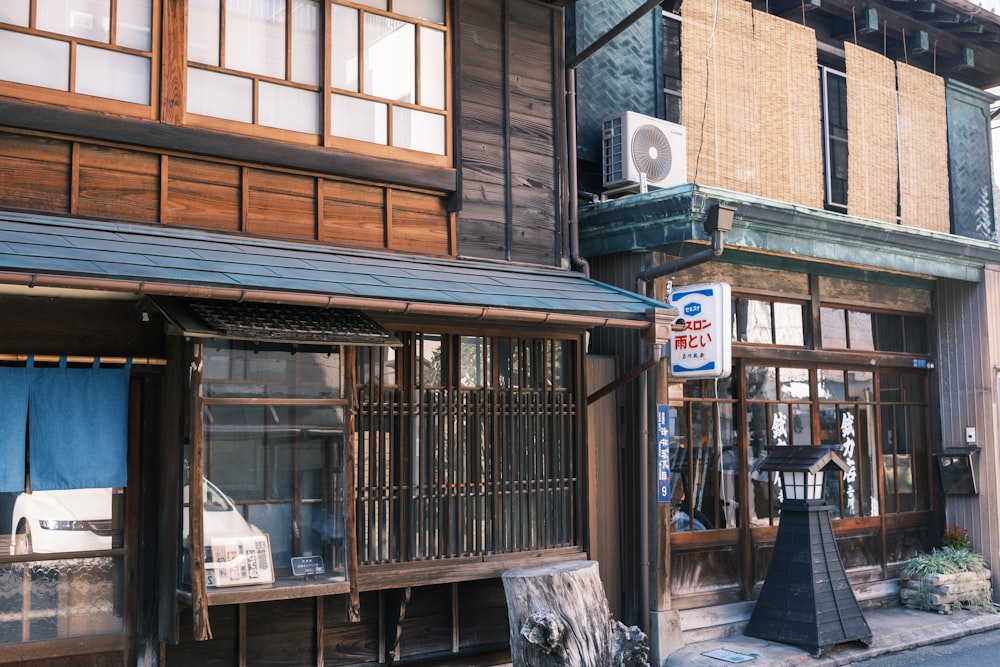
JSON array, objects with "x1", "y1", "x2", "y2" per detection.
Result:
[
  {"x1": 566, "y1": 0, "x2": 666, "y2": 275},
  {"x1": 634, "y1": 203, "x2": 735, "y2": 631}
]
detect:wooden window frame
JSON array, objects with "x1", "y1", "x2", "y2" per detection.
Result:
[
  {"x1": 0, "y1": 0, "x2": 161, "y2": 119},
  {"x1": 182, "y1": 0, "x2": 452, "y2": 166}
]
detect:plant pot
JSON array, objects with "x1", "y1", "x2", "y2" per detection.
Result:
[{"x1": 900, "y1": 569, "x2": 993, "y2": 613}]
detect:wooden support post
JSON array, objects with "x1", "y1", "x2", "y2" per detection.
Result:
[
  {"x1": 188, "y1": 342, "x2": 212, "y2": 641},
  {"x1": 502, "y1": 561, "x2": 648, "y2": 667}
]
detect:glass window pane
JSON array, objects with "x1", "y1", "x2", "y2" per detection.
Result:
[
  {"x1": 417, "y1": 335, "x2": 441, "y2": 386},
  {"x1": 879, "y1": 372, "x2": 901, "y2": 402},
  {"x1": 226, "y1": 0, "x2": 285, "y2": 78},
  {"x1": 0, "y1": 1, "x2": 30, "y2": 26},
  {"x1": 364, "y1": 14, "x2": 414, "y2": 103},
  {"x1": 76, "y1": 46, "x2": 150, "y2": 104},
  {"x1": 846, "y1": 370, "x2": 874, "y2": 401},
  {"x1": 739, "y1": 299, "x2": 772, "y2": 344},
  {"x1": 818, "y1": 369, "x2": 845, "y2": 400},
  {"x1": 188, "y1": 0, "x2": 220, "y2": 66},
  {"x1": 116, "y1": 0, "x2": 152, "y2": 50},
  {"x1": 901, "y1": 373, "x2": 925, "y2": 403},
  {"x1": 331, "y1": 5, "x2": 359, "y2": 91},
  {"x1": 904, "y1": 316, "x2": 929, "y2": 354},
  {"x1": 848, "y1": 310, "x2": 874, "y2": 350},
  {"x1": 291, "y1": 0, "x2": 320, "y2": 85},
  {"x1": 392, "y1": 106, "x2": 444, "y2": 154},
  {"x1": 203, "y1": 341, "x2": 341, "y2": 399},
  {"x1": 790, "y1": 403, "x2": 811, "y2": 444},
  {"x1": 779, "y1": 368, "x2": 810, "y2": 400},
  {"x1": 395, "y1": 0, "x2": 445, "y2": 24},
  {"x1": 187, "y1": 67, "x2": 253, "y2": 123},
  {"x1": 419, "y1": 26, "x2": 445, "y2": 109},
  {"x1": 0, "y1": 30, "x2": 69, "y2": 90},
  {"x1": 874, "y1": 313, "x2": 903, "y2": 352},
  {"x1": 331, "y1": 93, "x2": 387, "y2": 144},
  {"x1": 773, "y1": 302, "x2": 804, "y2": 346},
  {"x1": 745, "y1": 366, "x2": 776, "y2": 400},
  {"x1": 0, "y1": 556, "x2": 125, "y2": 641},
  {"x1": 820, "y1": 306, "x2": 846, "y2": 349},
  {"x1": 353, "y1": 0, "x2": 388, "y2": 9},
  {"x1": 460, "y1": 336, "x2": 484, "y2": 388},
  {"x1": 259, "y1": 82, "x2": 320, "y2": 134},
  {"x1": 38, "y1": 0, "x2": 110, "y2": 42}
]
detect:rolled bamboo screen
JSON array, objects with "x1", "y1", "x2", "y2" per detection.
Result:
[
  {"x1": 846, "y1": 43, "x2": 899, "y2": 224},
  {"x1": 682, "y1": 0, "x2": 823, "y2": 207},
  {"x1": 896, "y1": 62, "x2": 950, "y2": 234}
]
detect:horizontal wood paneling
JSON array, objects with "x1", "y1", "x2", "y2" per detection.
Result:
[
  {"x1": 245, "y1": 600, "x2": 317, "y2": 666},
  {"x1": 78, "y1": 144, "x2": 160, "y2": 222},
  {"x1": 164, "y1": 157, "x2": 241, "y2": 230},
  {"x1": 246, "y1": 169, "x2": 316, "y2": 239},
  {"x1": 819, "y1": 275, "x2": 932, "y2": 313},
  {"x1": 0, "y1": 129, "x2": 454, "y2": 256},
  {"x1": 0, "y1": 131, "x2": 71, "y2": 213},
  {"x1": 322, "y1": 181, "x2": 386, "y2": 248},
  {"x1": 392, "y1": 190, "x2": 450, "y2": 255}
]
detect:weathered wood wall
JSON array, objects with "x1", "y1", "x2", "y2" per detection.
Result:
[{"x1": 456, "y1": 0, "x2": 565, "y2": 266}]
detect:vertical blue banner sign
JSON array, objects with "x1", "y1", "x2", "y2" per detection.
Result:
[{"x1": 657, "y1": 404, "x2": 671, "y2": 503}]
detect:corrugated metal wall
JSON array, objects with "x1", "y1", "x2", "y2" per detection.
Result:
[{"x1": 936, "y1": 269, "x2": 1000, "y2": 596}]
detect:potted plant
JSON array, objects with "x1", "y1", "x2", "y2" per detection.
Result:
[{"x1": 900, "y1": 524, "x2": 995, "y2": 614}]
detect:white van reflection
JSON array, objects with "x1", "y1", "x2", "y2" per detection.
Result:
[{"x1": 10, "y1": 479, "x2": 261, "y2": 555}]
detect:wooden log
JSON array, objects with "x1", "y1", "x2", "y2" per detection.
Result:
[{"x1": 502, "y1": 561, "x2": 648, "y2": 667}]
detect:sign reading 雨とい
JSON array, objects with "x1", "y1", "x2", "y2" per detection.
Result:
[{"x1": 668, "y1": 282, "x2": 732, "y2": 379}]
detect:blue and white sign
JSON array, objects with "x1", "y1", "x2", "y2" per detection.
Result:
[
  {"x1": 669, "y1": 282, "x2": 732, "y2": 379},
  {"x1": 656, "y1": 404, "x2": 671, "y2": 503}
]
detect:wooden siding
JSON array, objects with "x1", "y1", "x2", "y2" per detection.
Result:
[
  {"x1": 0, "y1": 132, "x2": 72, "y2": 213},
  {"x1": 456, "y1": 0, "x2": 563, "y2": 266},
  {"x1": 936, "y1": 270, "x2": 1000, "y2": 599},
  {"x1": 78, "y1": 144, "x2": 161, "y2": 222},
  {"x1": 586, "y1": 355, "x2": 623, "y2": 619},
  {"x1": 0, "y1": 129, "x2": 453, "y2": 255}
]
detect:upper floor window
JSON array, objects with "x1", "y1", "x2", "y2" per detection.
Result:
[
  {"x1": 0, "y1": 0, "x2": 154, "y2": 107},
  {"x1": 820, "y1": 66, "x2": 848, "y2": 210},
  {"x1": 662, "y1": 10, "x2": 681, "y2": 124},
  {"x1": 733, "y1": 297, "x2": 806, "y2": 347},
  {"x1": 187, "y1": 0, "x2": 449, "y2": 157}
]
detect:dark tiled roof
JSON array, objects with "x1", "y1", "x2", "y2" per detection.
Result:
[{"x1": 0, "y1": 212, "x2": 667, "y2": 326}]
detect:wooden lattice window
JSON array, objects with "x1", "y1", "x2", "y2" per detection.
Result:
[{"x1": 356, "y1": 333, "x2": 580, "y2": 564}]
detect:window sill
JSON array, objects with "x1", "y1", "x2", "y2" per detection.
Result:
[{"x1": 176, "y1": 576, "x2": 350, "y2": 607}]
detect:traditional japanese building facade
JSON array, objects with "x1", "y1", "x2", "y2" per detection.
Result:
[
  {"x1": 0, "y1": 1, "x2": 678, "y2": 665},
  {"x1": 569, "y1": 0, "x2": 1000, "y2": 663}
]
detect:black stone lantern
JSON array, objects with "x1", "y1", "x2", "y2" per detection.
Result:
[{"x1": 744, "y1": 446, "x2": 872, "y2": 657}]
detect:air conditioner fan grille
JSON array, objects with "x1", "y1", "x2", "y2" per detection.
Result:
[{"x1": 630, "y1": 124, "x2": 673, "y2": 182}]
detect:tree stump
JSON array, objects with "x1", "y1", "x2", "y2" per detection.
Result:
[{"x1": 502, "y1": 560, "x2": 649, "y2": 667}]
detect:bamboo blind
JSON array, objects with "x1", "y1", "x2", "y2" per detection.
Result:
[
  {"x1": 682, "y1": 0, "x2": 823, "y2": 207},
  {"x1": 846, "y1": 43, "x2": 899, "y2": 224},
  {"x1": 896, "y1": 62, "x2": 950, "y2": 234}
]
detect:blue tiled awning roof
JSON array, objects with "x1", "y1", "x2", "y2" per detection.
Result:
[{"x1": 0, "y1": 212, "x2": 670, "y2": 330}]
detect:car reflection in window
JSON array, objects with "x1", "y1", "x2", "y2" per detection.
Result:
[{"x1": 10, "y1": 479, "x2": 261, "y2": 555}]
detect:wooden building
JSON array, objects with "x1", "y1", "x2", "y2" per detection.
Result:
[
  {"x1": 0, "y1": 1, "x2": 677, "y2": 665},
  {"x1": 569, "y1": 0, "x2": 1000, "y2": 663}
]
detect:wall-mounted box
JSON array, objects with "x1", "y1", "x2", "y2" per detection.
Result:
[{"x1": 934, "y1": 447, "x2": 981, "y2": 495}]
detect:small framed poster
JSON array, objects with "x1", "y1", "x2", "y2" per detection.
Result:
[{"x1": 207, "y1": 534, "x2": 275, "y2": 587}]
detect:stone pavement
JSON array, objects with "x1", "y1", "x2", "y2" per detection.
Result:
[{"x1": 664, "y1": 604, "x2": 1000, "y2": 667}]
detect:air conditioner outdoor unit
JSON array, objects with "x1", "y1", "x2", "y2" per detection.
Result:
[{"x1": 602, "y1": 111, "x2": 687, "y2": 194}]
